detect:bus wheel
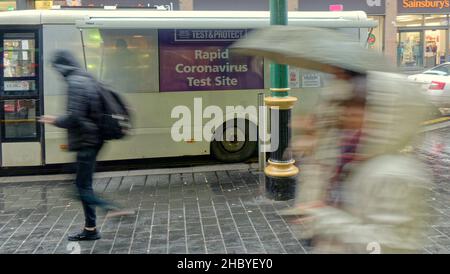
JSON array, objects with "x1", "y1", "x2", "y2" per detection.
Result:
[{"x1": 211, "y1": 120, "x2": 257, "y2": 163}]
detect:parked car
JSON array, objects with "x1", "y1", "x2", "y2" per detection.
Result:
[{"x1": 408, "y1": 63, "x2": 450, "y2": 109}]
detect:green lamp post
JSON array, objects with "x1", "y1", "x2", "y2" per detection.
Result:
[{"x1": 264, "y1": 0, "x2": 299, "y2": 200}]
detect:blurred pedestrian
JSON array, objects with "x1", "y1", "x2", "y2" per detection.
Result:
[
  {"x1": 39, "y1": 50, "x2": 134, "y2": 241},
  {"x1": 232, "y1": 25, "x2": 432, "y2": 253},
  {"x1": 290, "y1": 69, "x2": 431, "y2": 253}
]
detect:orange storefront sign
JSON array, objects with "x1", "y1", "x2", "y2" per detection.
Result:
[{"x1": 402, "y1": 0, "x2": 450, "y2": 9}]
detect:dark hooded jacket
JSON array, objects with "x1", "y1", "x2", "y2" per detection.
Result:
[{"x1": 51, "y1": 50, "x2": 103, "y2": 151}]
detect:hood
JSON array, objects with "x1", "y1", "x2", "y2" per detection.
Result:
[
  {"x1": 316, "y1": 71, "x2": 431, "y2": 158},
  {"x1": 51, "y1": 50, "x2": 83, "y2": 77}
]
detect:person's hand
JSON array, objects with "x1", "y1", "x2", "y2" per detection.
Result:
[
  {"x1": 292, "y1": 115, "x2": 316, "y2": 133},
  {"x1": 39, "y1": 115, "x2": 56, "y2": 125},
  {"x1": 292, "y1": 136, "x2": 317, "y2": 156},
  {"x1": 300, "y1": 201, "x2": 327, "y2": 209},
  {"x1": 288, "y1": 201, "x2": 327, "y2": 224}
]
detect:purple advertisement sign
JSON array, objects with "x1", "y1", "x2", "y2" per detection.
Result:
[{"x1": 158, "y1": 29, "x2": 264, "y2": 92}]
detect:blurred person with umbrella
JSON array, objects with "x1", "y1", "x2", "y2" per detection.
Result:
[{"x1": 232, "y1": 26, "x2": 432, "y2": 253}]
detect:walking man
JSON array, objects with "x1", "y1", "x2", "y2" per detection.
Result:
[{"x1": 40, "y1": 50, "x2": 133, "y2": 241}]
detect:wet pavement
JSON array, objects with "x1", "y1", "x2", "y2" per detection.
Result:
[
  {"x1": 417, "y1": 125, "x2": 450, "y2": 254},
  {"x1": 0, "y1": 124, "x2": 449, "y2": 254},
  {"x1": 0, "y1": 165, "x2": 304, "y2": 254}
]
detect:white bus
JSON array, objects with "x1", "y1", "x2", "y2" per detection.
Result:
[{"x1": 0, "y1": 8, "x2": 376, "y2": 167}]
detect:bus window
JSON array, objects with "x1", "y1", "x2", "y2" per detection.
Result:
[
  {"x1": 3, "y1": 33, "x2": 36, "y2": 78},
  {"x1": 0, "y1": 31, "x2": 40, "y2": 142},
  {"x1": 2, "y1": 99, "x2": 37, "y2": 140},
  {"x1": 82, "y1": 29, "x2": 159, "y2": 93},
  {"x1": 2, "y1": 33, "x2": 38, "y2": 97}
]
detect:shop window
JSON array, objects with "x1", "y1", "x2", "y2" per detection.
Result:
[
  {"x1": 368, "y1": 16, "x2": 384, "y2": 52},
  {"x1": 424, "y1": 14, "x2": 448, "y2": 27},
  {"x1": 81, "y1": 28, "x2": 159, "y2": 93},
  {"x1": 425, "y1": 29, "x2": 446, "y2": 68},
  {"x1": 398, "y1": 31, "x2": 422, "y2": 68},
  {"x1": 2, "y1": 99, "x2": 38, "y2": 141},
  {"x1": 396, "y1": 15, "x2": 423, "y2": 27}
]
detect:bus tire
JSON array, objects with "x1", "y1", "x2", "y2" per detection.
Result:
[{"x1": 211, "y1": 119, "x2": 257, "y2": 163}]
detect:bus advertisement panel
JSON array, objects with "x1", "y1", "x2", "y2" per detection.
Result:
[{"x1": 158, "y1": 29, "x2": 264, "y2": 92}]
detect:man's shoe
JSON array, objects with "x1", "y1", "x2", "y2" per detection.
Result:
[{"x1": 68, "y1": 229, "x2": 101, "y2": 241}]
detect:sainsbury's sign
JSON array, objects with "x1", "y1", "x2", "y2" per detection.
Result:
[{"x1": 399, "y1": 0, "x2": 450, "y2": 13}]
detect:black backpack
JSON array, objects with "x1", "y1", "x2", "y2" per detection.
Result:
[{"x1": 95, "y1": 84, "x2": 132, "y2": 140}]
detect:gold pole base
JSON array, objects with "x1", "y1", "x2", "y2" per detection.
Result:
[
  {"x1": 265, "y1": 160, "x2": 299, "y2": 178},
  {"x1": 264, "y1": 96, "x2": 298, "y2": 110}
]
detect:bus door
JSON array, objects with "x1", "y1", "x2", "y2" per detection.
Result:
[{"x1": 0, "y1": 28, "x2": 43, "y2": 167}]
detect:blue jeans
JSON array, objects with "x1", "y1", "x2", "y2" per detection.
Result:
[{"x1": 75, "y1": 146, "x2": 115, "y2": 228}]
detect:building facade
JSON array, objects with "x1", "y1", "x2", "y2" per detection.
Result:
[
  {"x1": 297, "y1": 0, "x2": 386, "y2": 53},
  {"x1": 0, "y1": 0, "x2": 16, "y2": 11},
  {"x1": 11, "y1": 0, "x2": 450, "y2": 70},
  {"x1": 396, "y1": 0, "x2": 450, "y2": 70}
]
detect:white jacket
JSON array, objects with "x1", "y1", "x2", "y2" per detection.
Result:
[{"x1": 292, "y1": 72, "x2": 432, "y2": 253}]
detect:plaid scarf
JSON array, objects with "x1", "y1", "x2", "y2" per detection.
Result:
[{"x1": 326, "y1": 129, "x2": 362, "y2": 207}]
